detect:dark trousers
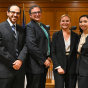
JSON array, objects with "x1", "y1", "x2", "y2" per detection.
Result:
[
  {"x1": 38, "y1": 68, "x2": 48, "y2": 88},
  {"x1": 0, "y1": 71, "x2": 25, "y2": 88},
  {"x1": 26, "y1": 73, "x2": 41, "y2": 88},
  {"x1": 54, "y1": 71, "x2": 77, "y2": 88},
  {"x1": 54, "y1": 55, "x2": 77, "y2": 88},
  {"x1": 78, "y1": 75, "x2": 88, "y2": 88}
]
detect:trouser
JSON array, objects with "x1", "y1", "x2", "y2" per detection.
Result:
[
  {"x1": 54, "y1": 55, "x2": 77, "y2": 88},
  {"x1": 0, "y1": 71, "x2": 25, "y2": 88},
  {"x1": 26, "y1": 68, "x2": 48, "y2": 88},
  {"x1": 26, "y1": 73, "x2": 41, "y2": 88},
  {"x1": 54, "y1": 71, "x2": 77, "y2": 88},
  {"x1": 38, "y1": 68, "x2": 48, "y2": 88},
  {"x1": 78, "y1": 75, "x2": 88, "y2": 88}
]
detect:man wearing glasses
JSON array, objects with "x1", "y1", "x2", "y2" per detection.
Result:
[
  {"x1": 26, "y1": 5, "x2": 51, "y2": 88},
  {"x1": 0, "y1": 5, "x2": 27, "y2": 88}
]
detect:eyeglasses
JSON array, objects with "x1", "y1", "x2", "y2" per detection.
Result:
[
  {"x1": 31, "y1": 11, "x2": 41, "y2": 15},
  {"x1": 9, "y1": 11, "x2": 20, "y2": 15}
]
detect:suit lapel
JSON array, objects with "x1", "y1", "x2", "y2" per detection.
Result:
[
  {"x1": 57, "y1": 30, "x2": 76, "y2": 56},
  {"x1": 70, "y1": 31, "x2": 76, "y2": 55},
  {"x1": 57, "y1": 30, "x2": 65, "y2": 55},
  {"x1": 42, "y1": 24, "x2": 50, "y2": 38},
  {"x1": 81, "y1": 36, "x2": 88, "y2": 53},
  {"x1": 31, "y1": 20, "x2": 47, "y2": 38},
  {"x1": 5, "y1": 21, "x2": 16, "y2": 39}
]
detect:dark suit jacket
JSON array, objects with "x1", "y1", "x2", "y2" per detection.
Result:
[
  {"x1": 76, "y1": 36, "x2": 88, "y2": 76},
  {"x1": 51, "y1": 30, "x2": 79, "y2": 74},
  {"x1": 0, "y1": 21, "x2": 27, "y2": 78},
  {"x1": 26, "y1": 20, "x2": 51, "y2": 74}
]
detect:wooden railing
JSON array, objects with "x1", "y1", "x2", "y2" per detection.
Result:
[
  {"x1": 46, "y1": 60, "x2": 53, "y2": 83},
  {"x1": 46, "y1": 61, "x2": 55, "y2": 88}
]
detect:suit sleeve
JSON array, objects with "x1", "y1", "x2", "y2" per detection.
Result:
[
  {"x1": 17, "y1": 44, "x2": 27, "y2": 63},
  {"x1": 51, "y1": 33, "x2": 61, "y2": 69},
  {"x1": 26, "y1": 25, "x2": 46, "y2": 65},
  {"x1": 0, "y1": 32, "x2": 15, "y2": 67}
]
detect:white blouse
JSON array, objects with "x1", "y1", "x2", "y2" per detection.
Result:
[
  {"x1": 64, "y1": 36, "x2": 70, "y2": 52},
  {"x1": 78, "y1": 33, "x2": 88, "y2": 53}
]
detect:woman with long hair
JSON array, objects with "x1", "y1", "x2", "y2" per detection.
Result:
[{"x1": 76, "y1": 15, "x2": 88, "y2": 88}]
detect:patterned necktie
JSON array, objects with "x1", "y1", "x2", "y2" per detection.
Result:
[
  {"x1": 12, "y1": 25, "x2": 18, "y2": 58},
  {"x1": 12, "y1": 25, "x2": 16, "y2": 39},
  {"x1": 40, "y1": 24, "x2": 50, "y2": 56}
]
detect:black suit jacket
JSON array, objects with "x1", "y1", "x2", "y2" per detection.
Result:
[
  {"x1": 51, "y1": 30, "x2": 79, "y2": 74},
  {"x1": 0, "y1": 21, "x2": 27, "y2": 78},
  {"x1": 76, "y1": 36, "x2": 88, "y2": 76},
  {"x1": 26, "y1": 20, "x2": 51, "y2": 74}
]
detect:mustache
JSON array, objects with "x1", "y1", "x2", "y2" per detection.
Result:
[{"x1": 13, "y1": 16, "x2": 18, "y2": 18}]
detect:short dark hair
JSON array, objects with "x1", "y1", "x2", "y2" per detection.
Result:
[
  {"x1": 29, "y1": 5, "x2": 42, "y2": 14},
  {"x1": 8, "y1": 4, "x2": 21, "y2": 14},
  {"x1": 79, "y1": 15, "x2": 88, "y2": 34},
  {"x1": 79, "y1": 15, "x2": 88, "y2": 22}
]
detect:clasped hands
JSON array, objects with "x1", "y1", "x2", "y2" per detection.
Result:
[
  {"x1": 13, "y1": 60, "x2": 22, "y2": 70},
  {"x1": 44, "y1": 57, "x2": 51, "y2": 68}
]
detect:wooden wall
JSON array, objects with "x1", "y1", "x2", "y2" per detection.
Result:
[
  {"x1": 1, "y1": 0, "x2": 88, "y2": 2},
  {"x1": 0, "y1": 1, "x2": 88, "y2": 37}
]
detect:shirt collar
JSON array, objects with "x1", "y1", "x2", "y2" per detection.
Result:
[
  {"x1": 81, "y1": 33, "x2": 88, "y2": 37},
  {"x1": 37, "y1": 22, "x2": 41, "y2": 26},
  {"x1": 7, "y1": 18, "x2": 16, "y2": 27}
]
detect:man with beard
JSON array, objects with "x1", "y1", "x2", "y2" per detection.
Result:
[{"x1": 0, "y1": 5, "x2": 27, "y2": 88}]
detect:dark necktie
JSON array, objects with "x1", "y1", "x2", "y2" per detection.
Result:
[{"x1": 12, "y1": 25, "x2": 16, "y2": 39}]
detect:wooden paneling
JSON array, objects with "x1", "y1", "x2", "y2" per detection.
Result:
[
  {"x1": 0, "y1": 1, "x2": 88, "y2": 36},
  {"x1": 55, "y1": 11, "x2": 67, "y2": 30},
  {"x1": 41, "y1": 11, "x2": 54, "y2": 30},
  {"x1": 0, "y1": 12, "x2": 7, "y2": 23},
  {"x1": 1, "y1": 0, "x2": 88, "y2": 1},
  {"x1": 24, "y1": 11, "x2": 31, "y2": 24}
]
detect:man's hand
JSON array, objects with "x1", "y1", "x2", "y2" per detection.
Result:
[
  {"x1": 13, "y1": 60, "x2": 22, "y2": 70},
  {"x1": 44, "y1": 59, "x2": 50, "y2": 68},
  {"x1": 47, "y1": 57, "x2": 51, "y2": 62},
  {"x1": 57, "y1": 68, "x2": 65, "y2": 74}
]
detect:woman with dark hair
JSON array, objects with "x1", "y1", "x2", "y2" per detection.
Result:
[
  {"x1": 80, "y1": 28, "x2": 83, "y2": 34},
  {"x1": 76, "y1": 15, "x2": 88, "y2": 88}
]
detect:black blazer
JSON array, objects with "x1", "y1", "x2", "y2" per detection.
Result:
[
  {"x1": 76, "y1": 36, "x2": 88, "y2": 76},
  {"x1": 0, "y1": 21, "x2": 27, "y2": 78},
  {"x1": 51, "y1": 30, "x2": 79, "y2": 74},
  {"x1": 26, "y1": 20, "x2": 51, "y2": 74}
]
